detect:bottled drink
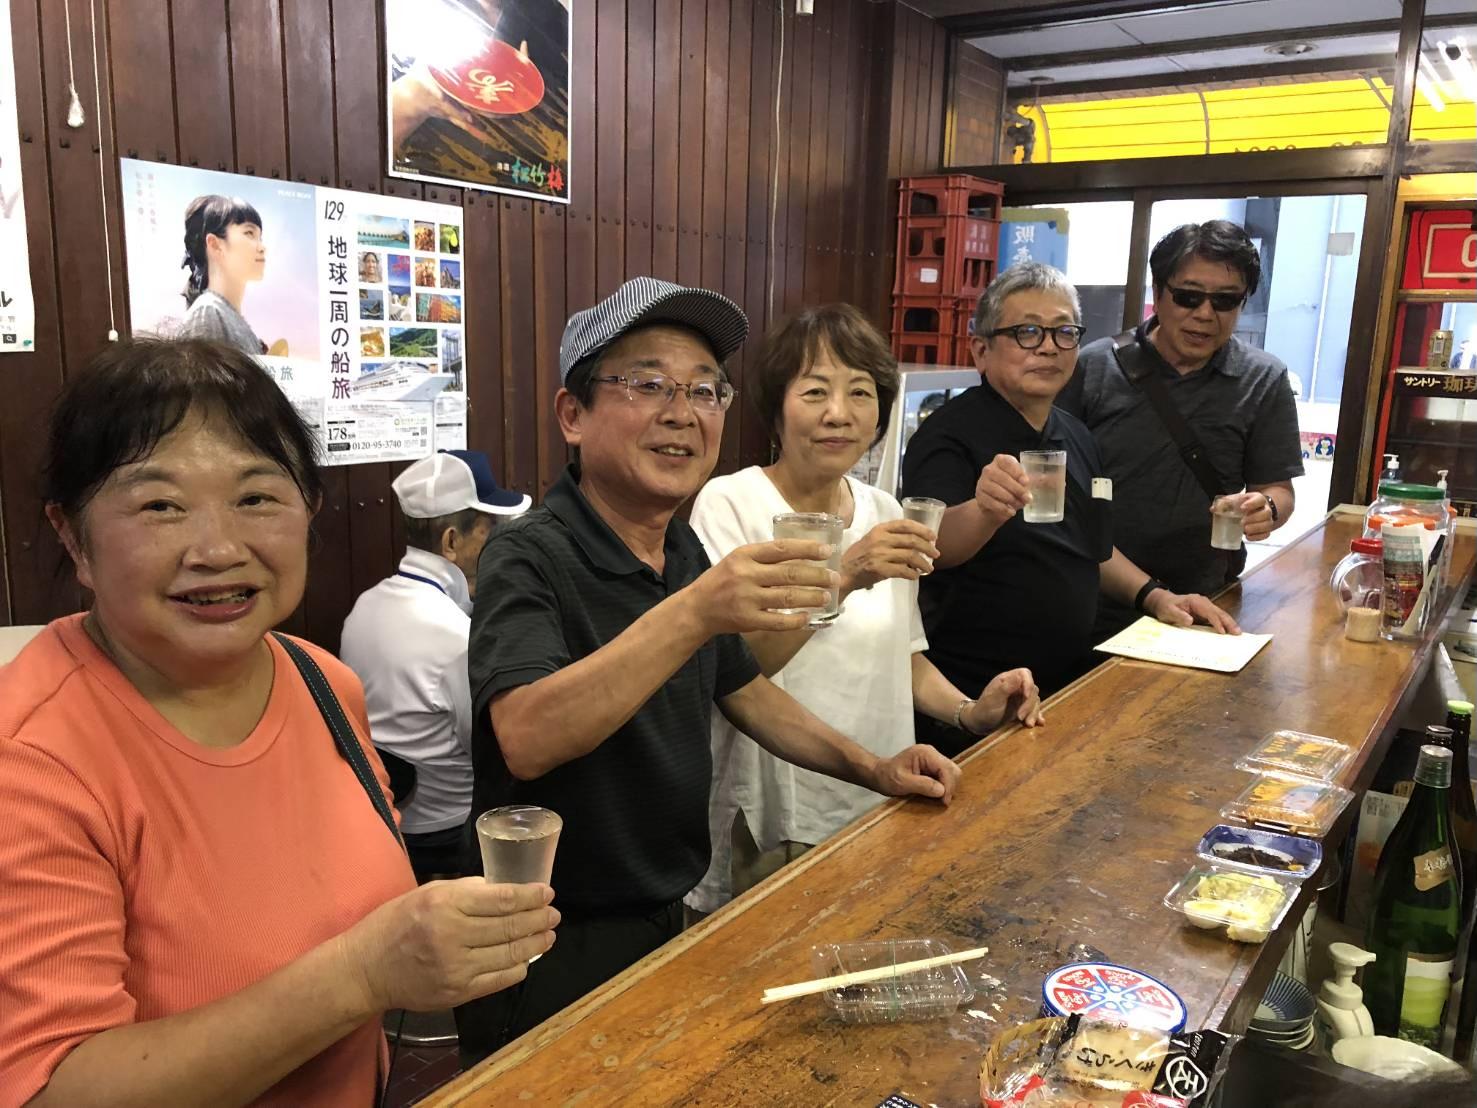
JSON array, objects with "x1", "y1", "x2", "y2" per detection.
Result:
[
  {"x1": 1445, "y1": 701, "x2": 1477, "y2": 1062},
  {"x1": 1364, "y1": 744, "x2": 1463, "y2": 1047},
  {"x1": 1430, "y1": 720, "x2": 1477, "y2": 928}
]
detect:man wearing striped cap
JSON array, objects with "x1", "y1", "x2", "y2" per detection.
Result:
[{"x1": 455, "y1": 277, "x2": 960, "y2": 1061}]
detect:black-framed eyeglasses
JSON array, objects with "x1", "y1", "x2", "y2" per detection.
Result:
[
  {"x1": 983, "y1": 323, "x2": 1087, "y2": 350},
  {"x1": 1166, "y1": 286, "x2": 1246, "y2": 313},
  {"x1": 591, "y1": 370, "x2": 735, "y2": 413}
]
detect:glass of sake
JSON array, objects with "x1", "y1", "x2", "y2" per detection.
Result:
[
  {"x1": 772, "y1": 512, "x2": 844, "y2": 626},
  {"x1": 477, "y1": 806, "x2": 562, "y2": 959},
  {"x1": 900, "y1": 496, "x2": 946, "y2": 573},
  {"x1": 1211, "y1": 496, "x2": 1246, "y2": 551},
  {"x1": 1020, "y1": 450, "x2": 1067, "y2": 524}
]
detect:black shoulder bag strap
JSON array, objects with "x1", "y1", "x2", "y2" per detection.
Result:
[
  {"x1": 1110, "y1": 329, "x2": 1224, "y2": 500},
  {"x1": 271, "y1": 632, "x2": 405, "y2": 852}
]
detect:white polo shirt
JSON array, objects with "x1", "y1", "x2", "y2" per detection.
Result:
[{"x1": 339, "y1": 548, "x2": 474, "y2": 834}]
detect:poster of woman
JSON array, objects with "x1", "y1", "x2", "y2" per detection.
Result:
[{"x1": 386, "y1": 0, "x2": 570, "y2": 202}]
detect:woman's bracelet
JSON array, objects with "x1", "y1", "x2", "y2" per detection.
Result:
[{"x1": 953, "y1": 697, "x2": 983, "y2": 736}]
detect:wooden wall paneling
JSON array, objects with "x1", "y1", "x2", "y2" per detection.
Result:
[
  {"x1": 329, "y1": 0, "x2": 379, "y2": 191},
  {"x1": 741, "y1": 0, "x2": 777, "y2": 469},
  {"x1": 675, "y1": 0, "x2": 706, "y2": 287},
  {"x1": 565, "y1": 0, "x2": 596, "y2": 317},
  {"x1": 533, "y1": 202, "x2": 568, "y2": 494},
  {"x1": 107, "y1": 0, "x2": 177, "y2": 164},
  {"x1": 281, "y1": 0, "x2": 337, "y2": 185},
  {"x1": 907, "y1": 11, "x2": 932, "y2": 173},
  {"x1": 814, "y1": 0, "x2": 850, "y2": 308},
  {"x1": 650, "y1": 0, "x2": 680, "y2": 280},
  {"x1": 461, "y1": 194, "x2": 504, "y2": 470},
  {"x1": 712, "y1": 0, "x2": 746, "y2": 477},
  {"x1": 500, "y1": 198, "x2": 539, "y2": 497},
  {"x1": 800, "y1": 2, "x2": 832, "y2": 309},
  {"x1": 0, "y1": 0, "x2": 74, "y2": 624},
  {"x1": 171, "y1": 0, "x2": 235, "y2": 172},
  {"x1": 846, "y1": 0, "x2": 879, "y2": 315},
  {"x1": 884, "y1": 3, "x2": 905, "y2": 183},
  {"x1": 925, "y1": 23, "x2": 947, "y2": 171},
  {"x1": 623, "y1": 0, "x2": 655, "y2": 280},
  {"x1": 38, "y1": 0, "x2": 124, "y2": 377},
  {"x1": 228, "y1": 0, "x2": 288, "y2": 178},
  {"x1": 699, "y1": 0, "x2": 728, "y2": 298},
  {"x1": 780, "y1": 6, "x2": 810, "y2": 316},
  {"x1": 595, "y1": 0, "x2": 627, "y2": 296},
  {"x1": 721, "y1": 0, "x2": 752, "y2": 315}
]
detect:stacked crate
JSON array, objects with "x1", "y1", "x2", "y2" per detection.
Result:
[{"x1": 891, "y1": 175, "x2": 1004, "y2": 366}]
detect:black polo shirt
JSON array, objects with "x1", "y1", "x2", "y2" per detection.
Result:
[
  {"x1": 901, "y1": 379, "x2": 1113, "y2": 697},
  {"x1": 466, "y1": 466, "x2": 759, "y2": 913},
  {"x1": 1060, "y1": 319, "x2": 1304, "y2": 616}
]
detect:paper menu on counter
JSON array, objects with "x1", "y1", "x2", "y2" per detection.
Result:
[{"x1": 1095, "y1": 617, "x2": 1273, "y2": 674}]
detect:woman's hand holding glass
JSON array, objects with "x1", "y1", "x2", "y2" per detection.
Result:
[
  {"x1": 338, "y1": 878, "x2": 559, "y2": 1013},
  {"x1": 966, "y1": 668, "x2": 1046, "y2": 733},
  {"x1": 839, "y1": 520, "x2": 939, "y2": 595}
]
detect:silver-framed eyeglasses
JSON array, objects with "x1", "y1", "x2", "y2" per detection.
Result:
[
  {"x1": 984, "y1": 323, "x2": 1087, "y2": 350},
  {"x1": 591, "y1": 370, "x2": 735, "y2": 413}
]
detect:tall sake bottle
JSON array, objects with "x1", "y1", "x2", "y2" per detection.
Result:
[{"x1": 1364, "y1": 744, "x2": 1463, "y2": 1047}]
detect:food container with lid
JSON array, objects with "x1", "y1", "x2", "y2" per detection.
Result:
[
  {"x1": 1040, "y1": 961, "x2": 1187, "y2": 1032},
  {"x1": 1196, "y1": 824, "x2": 1323, "y2": 880},
  {"x1": 1220, "y1": 772, "x2": 1354, "y2": 837},
  {"x1": 1235, "y1": 730, "x2": 1355, "y2": 784},
  {"x1": 809, "y1": 938, "x2": 974, "y2": 1024},
  {"x1": 1364, "y1": 482, "x2": 1449, "y2": 539},
  {"x1": 1329, "y1": 537, "x2": 1384, "y2": 614},
  {"x1": 1164, "y1": 864, "x2": 1298, "y2": 944}
]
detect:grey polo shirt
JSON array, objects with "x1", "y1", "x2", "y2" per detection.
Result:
[
  {"x1": 1059, "y1": 318, "x2": 1304, "y2": 611},
  {"x1": 466, "y1": 466, "x2": 760, "y2": 914}
]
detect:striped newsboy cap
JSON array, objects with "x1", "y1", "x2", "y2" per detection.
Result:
[{"x1": 558, "y1": 276, "x2": 749, "y2": 382}]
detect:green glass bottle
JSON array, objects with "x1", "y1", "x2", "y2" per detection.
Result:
[{"x1": 1365, "y1": 744, "x2": 1463, "y2": 1047}]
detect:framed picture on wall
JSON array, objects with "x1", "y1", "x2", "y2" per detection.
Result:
[{"x1": 385, "y1": 0, "x2": 571, "y2": 204}]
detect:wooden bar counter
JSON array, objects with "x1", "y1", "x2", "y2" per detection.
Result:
[{"x1": 425, "y1": 512, "x2": 1476, "y2": 1108}]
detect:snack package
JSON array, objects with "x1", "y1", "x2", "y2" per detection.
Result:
[{"x1": 980, "y1": 1016, "x2": 1236, "y2": 1108}]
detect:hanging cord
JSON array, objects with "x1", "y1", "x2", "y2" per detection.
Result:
[
  {"x1": 87, "y1": 0, "x2": 118, "y2": 338},
  {"x1": 62, "y1": 0, "x2": 84, "y2": 126},
  {"x1": 765, "y1": 0, "x2": 785, "y2": 322}
]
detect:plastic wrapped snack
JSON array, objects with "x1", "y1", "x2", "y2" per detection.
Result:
[
  {"x1": 980, "y1": 1016, "x2": 1235, "y2": 1108},
  {"x1": 1163, "y1": 865, "x2": 1297, "y2": 943},
  {"x1": 1220, "y1": 772, "x2": 1353, "y2": 837},
  {"x1": 1234, "y1": 730, "x2": 1354, "y2": 784}
]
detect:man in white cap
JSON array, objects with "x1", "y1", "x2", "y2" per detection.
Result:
[
  {"x1": 340, "y1": 450, "x2": 529, "y2": 884},
  {"x1": 455, "y1": 277, "x2": 961, "y2": 1061}
]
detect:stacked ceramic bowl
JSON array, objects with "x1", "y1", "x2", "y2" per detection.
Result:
[{"x1": 1249, "y1": 973, "x2": 1317, "y2": 1050}]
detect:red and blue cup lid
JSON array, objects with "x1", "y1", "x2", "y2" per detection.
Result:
[{"x1": 1041, "y1": 961, "x2": 1187, "y2": 1033}]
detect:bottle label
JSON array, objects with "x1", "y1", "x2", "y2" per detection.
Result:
[
  {"x1": 1393, "y1": 781, "x2": 1415, "y2": 799},
  {"x1": 1414, "y1": 846, "x2": 1455, "y2": 891},
  {"x1": 1400, "y1": 954, "x2": 1455, "y2": 1047}
]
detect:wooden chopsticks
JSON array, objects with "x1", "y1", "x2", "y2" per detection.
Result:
[{"x1": 759, "y1": 946, "x2": 989, "y2": 1005}]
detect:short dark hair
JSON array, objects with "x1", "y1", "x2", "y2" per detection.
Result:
[
  {"x1": 1149, "y1": 220, "x2": 1262, "y2": 297},
  {"x1": 404, "y1": 508, "x2": 486, "y2": 553},
  {"x1": 44, "y1": 336, "x2": 323, "y2": 527},
  {"x1": 749, "y1": 304, "x2": 900, "y2": 447}
]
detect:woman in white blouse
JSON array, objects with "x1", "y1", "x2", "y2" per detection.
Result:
[{"x1": 685, "y1": 304, "x2": 1045, "y2": 916}]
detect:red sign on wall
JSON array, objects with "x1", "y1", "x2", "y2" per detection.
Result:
[{"x1": 1402, "y1": 208, "x2": 1477, "y2": 292}]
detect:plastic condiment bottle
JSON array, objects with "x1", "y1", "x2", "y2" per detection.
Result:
[{"x1": 1316, "y1": 942, "x2": 1377, "y2": 1044}]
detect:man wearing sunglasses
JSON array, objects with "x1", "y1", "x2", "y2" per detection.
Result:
[
  {"x1": 454, "y1": 277, "x2": 960, "y2": 1062},
  {"x1": 903, "y1": 263, "x2": 1235, "y2": 747},
  {"x1": 1061, "y1": 220, "x2": 1303, "y2": 639}
]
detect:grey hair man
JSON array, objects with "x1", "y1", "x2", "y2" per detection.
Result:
[
  {"x1": 1060, "y1": 220, "x2": 1303, "y2": 640},
  {"x1": 902, "y1": 263, "x2": 1236, "y2": 749}
]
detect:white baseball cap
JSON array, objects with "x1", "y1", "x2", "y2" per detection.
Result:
[{"x1": 391, "y1": 450, "x2": 530, "y2": 519}]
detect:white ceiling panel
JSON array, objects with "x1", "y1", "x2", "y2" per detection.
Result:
[
  {"x1": 1426, "y1": 0, "x2": 1477, "y2": 16},
  {"x1": 1118, "y1": 0, "x2": 1400, "y2": 45},
  {"x1": 966, "y1": 21, "x2": 1142, "y2": 58}
]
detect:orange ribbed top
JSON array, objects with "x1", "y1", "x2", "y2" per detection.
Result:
[{"x1": 0, "y1": 615, "x2": 416, "y2": 1106}]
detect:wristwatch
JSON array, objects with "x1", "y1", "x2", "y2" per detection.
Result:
[
  {"x1": 1263, "y1": 492, "x2": 1279, "y2": 524},
  {"x1": 1134, "y1": 578, "x2": 1168, "y2": 614}
]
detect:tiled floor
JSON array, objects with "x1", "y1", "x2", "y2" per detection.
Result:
[{"x1": 383, "y1": 1010, "x2": 461, "y2": 1107}]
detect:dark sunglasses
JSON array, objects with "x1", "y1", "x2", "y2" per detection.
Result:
[
  {"x1": 1167, "y1": 286, "x2": 1246, "y2": 313},
  {"x1": 983, "y1": 323, "x2": 1088, "y2": 351}
]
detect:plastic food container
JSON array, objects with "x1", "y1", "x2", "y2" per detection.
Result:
[
  {"x1": 1164, "y1": 864, "x2": 1297, "y2": 944},
  {"x1": 1329, "y1": 537, "x2": 1383, "y2": 614},
  {"x1": 1234, "y1": 730, "x2": 1355, "y2": 784},
  {"x1": 1364, "y1": 482, "x2": 1448, "y2": 538},
  {"x1": 1040, "y1": 961, "x2": 1187, "y2": 1032},
  {"x1": 809, "y1": 938, "x2": 975, "y2": 1024},
  {"x1": 1196, "y1": 824, "x2": 1323, "y2": 880},
  {"x1": 1220, "y1": 772, "x2": 1353, "y2": 837}
]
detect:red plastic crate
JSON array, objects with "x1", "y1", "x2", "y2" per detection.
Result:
[
  {"x1": 893, "y1": 333, "x2": 950, "y2": 366},
  {"x1": 898, "y1": 174, "x2": 1004, "y2": 220},
  {"x1": 891, "y1": 294, "x2": 968, "y2": 342},
  {"x1": 894, "y1": 217, "x2": 1000, "y2": 297}
]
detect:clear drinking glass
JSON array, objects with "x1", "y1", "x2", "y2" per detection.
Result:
[
  {"x1": 1020, "y1": 450, "x2": 1067, "y2": 524},
  {"x1": 772, "y1": 512, "x2": 844, "y2": 626},
  {"x1": 901, "y1": 496, "x2": 946, "y2": 573},
  {"x1": 1211, "y1": 496, "x2": 1245, "y2": 551},
  {"x1": 476, "y1": 805, "x2": 562, "y2": 961}
]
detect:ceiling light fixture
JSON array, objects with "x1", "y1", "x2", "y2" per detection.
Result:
[
  {"x1": 1265, "y1": 42, "x2": 1318, "y2": 58},
  {"x1": 1437, "y1": 39, "x2": 1477, "y2": 103},
  {"x1": 1417, "y1": 51, "x2": 1446, "y2": 112}
]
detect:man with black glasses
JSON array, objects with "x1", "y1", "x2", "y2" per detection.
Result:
[
  {"x1": 454, "y1": 277, "x2": 959, "y2": 1062},
  {"x1": 1061, "y1": 220, "x2": 1303, "y2": 639},
  {"x1": 903, "y1": 263, "x2": 1234, "y2": 751}
]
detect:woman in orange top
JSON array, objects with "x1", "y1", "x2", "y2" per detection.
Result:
[{"x1": 0, "y1": 338, "x2": 558, "y2": 1107}]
